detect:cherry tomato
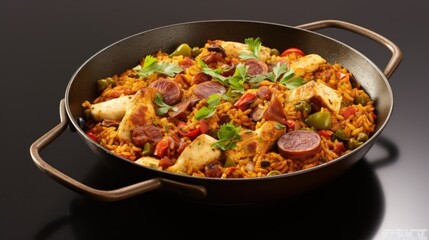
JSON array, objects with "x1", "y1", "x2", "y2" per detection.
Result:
[{"x1": 280, "y1": 48, "x2": 305, "y2": 57}]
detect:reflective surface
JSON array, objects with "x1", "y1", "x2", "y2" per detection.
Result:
[{"x1": 2, "y1": 0, "x2": 429, "y2": 239}]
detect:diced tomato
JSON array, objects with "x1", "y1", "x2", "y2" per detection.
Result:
[
  {"x1": 336, "y1": 71, "x2": 347, "y2": 80},
  {"x1": 234, "y1": 92, "x2": 257, "y2": 111},
  {"x1": 318, "y1": 129, "x2": 333, "y2": 138},
  {"x1": 280, "y1": 48, "x2": 305, "y2": 57},
  {"x1": 154, "y1": 138, "x2": 170, "y2": 157},
  {"x1": 87, "y1": 132, "x2": 99, "y2": 142},
  {"x1": 285, "y1": 119, "x2": 296, "y2": 130},
  {"x1": 342, "y1": 106, "x2": 357, "y2": 119},
  {"x1": 333, "y1": 141, "x2": 345, "y2": 155},
  {"x1": 199, "y1": 119, "x2": 209, "y2": 134}
]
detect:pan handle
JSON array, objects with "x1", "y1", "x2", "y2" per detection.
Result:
[
  {"x1": 296, "y1": 19, "x2": 402, "y2": 79},
  {"x1": 29, "y1": 99, "x2": 207, "y2": 201}
]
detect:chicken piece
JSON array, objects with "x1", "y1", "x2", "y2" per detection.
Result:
[
  {"x1": 90, "y1": 95, "x2": 133, "y2": 122},
  {"x1": 117, "y1": 87, "x2": 157, "y2": 142},
  {"x1": 290, "y1": 54, "x2": 326, "y2": 76},
  {"x1": 135, "y1": 156, "x2": 160, "y2": 169},
  {"x1": 286, "y1": 80, "x2": 342, "y2": 113},
  {"x1": 213, "y1": 40, "x2": 272, "y2": 62},
  {"x1": 167, "y1": 134, "x2": 221, "y2": 175},
  {"x1": 225, "y1": 121, "x2": 286, "y2": 162}
]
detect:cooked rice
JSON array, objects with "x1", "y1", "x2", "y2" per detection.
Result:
[{"x1": 82, "y1": 39, "x2": 377, "y2": 178}]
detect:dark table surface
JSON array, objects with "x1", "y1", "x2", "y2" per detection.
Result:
[{"x1": 2, "y1": 0, "x2": 428, "y2": 239}]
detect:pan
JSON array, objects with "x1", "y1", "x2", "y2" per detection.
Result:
[{"x1": 30, "y1": 19, "x2": 401, "y2": 204}]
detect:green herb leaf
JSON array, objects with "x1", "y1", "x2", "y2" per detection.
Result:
[
  {"x1": 195, "y1": 106, "x2": 216, "y2": 120},
  {"x1": 267, "y1": 62, "x2": 306, "y2": 90},
  {"x1": 280, "y1": 76, "x2": 306, "y2": 90},
  {"x1": 198, "y1": 59, "x2": 228, "y2": 85},
  {"x1": 212, "y1": 122, "x2": 241, "y2": 151},
  {"x1": 157, "y1": 61, "x2": 183, "y2": 77},
  {"x1": 239, "y1": 37, "x2": 262, "y2": 59},
  {"x1": 135, "y1": 55, "x2": 183, "y2": 78},
  {"x1": 228, "y1": 64, "x2": 248, "y2": 94},
  {"x1": 154, "y1": 92, "x2": 178, "y2": 115},
  {"x1": 272, "y1": 62, "x2": 288, "y2": 81},
  {"x1": 248, "y1": 74, "x2": 267, "y2": 83},
  {"x1": 207, "y1": 93, "x2": 221, "y2": 108},
  {"x1": 195, "y1": 94, "x2": 221, "y2": 120},
  {"x1": 275, "y1": 123, "x2": 286, "y2": 130}
]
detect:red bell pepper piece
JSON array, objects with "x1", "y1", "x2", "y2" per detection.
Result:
[
  {"x1": 234, "y1": 92, "x2": 257, "y2": 111},
  {"x1": 154, "y1": 138, "x2": 170, "y2": 157}
]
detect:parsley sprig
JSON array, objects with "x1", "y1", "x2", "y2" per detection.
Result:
[
  {"x1": 250, "y1": 62, "x2": 305, "y2": 90},
  {"x1": 268, "y1": 62, "x2": 306, "y2": 90},
  {"x1": 195, "y1": 93, "x2": 221, "y2": 120},
  {"x1": 134, "y1": 55, "x2": 183, "y2": 78},
  {"x1": 212, "y1": 122, "x2": 242, "y2": 151},
  {"x1": 239, "y1": 37, "x2": 262, "y2": 59},
  {"x1": 154, "y1": 92, "x2": 178, "y2": 115},
  {"x1": 197, "y1": 59, "x2": 228, "y2": 85}
]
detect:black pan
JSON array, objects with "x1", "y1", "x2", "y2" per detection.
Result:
[{"x1": 30, "y1": 19, "x2": 401, "y2": 204}]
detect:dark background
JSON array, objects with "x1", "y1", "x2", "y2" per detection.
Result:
[{"x1": 2, "y1": 0, "x2": 428, "y2": 239}]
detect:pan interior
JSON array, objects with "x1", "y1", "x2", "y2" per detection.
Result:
[{"x1": 65, "y1": 20, "x2": 392, "y2": 173}]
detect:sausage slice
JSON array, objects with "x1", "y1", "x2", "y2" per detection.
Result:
[
  {"x1": 149, "y1": 78, "x2": 182, "y2": 105},
  {"x1": 245, "y1": 59, "x2": 268, "y2": 76},
  {"x1": 277, "y1": 130, "x2": 321, "y2": 159},
  {"x1": 194, "y1": 81, "x2": 226, "y2": 99}
]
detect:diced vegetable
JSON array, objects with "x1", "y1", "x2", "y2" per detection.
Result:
[
  {"x1": 280, "y1": 47, "x2": 304, "y2": 57},
  {"x1": 170, "y1": 43, "x2": 192, "y2": 57},
  {"x1": 305, "y1": 111, "x2": 331, "y2": 130}
]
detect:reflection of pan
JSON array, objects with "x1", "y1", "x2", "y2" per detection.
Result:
[
  {"x1": 30, "y1": 20, "x2": 401, "y2": 204},
  {"x1": 36, "y1": 135, "x2": 399, "y2": 239}
]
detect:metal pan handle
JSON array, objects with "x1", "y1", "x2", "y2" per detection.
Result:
[
  {"x1": 296, "y1": 19, "x2": 402, "y2": 79},
  {"x1": 29, "y1": 99, "x2": 207, "y2": 201}
]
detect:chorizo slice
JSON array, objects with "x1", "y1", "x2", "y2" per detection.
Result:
[
  {"x1": 245, "y1": 59, "x2": 268, "y2": 76},
  {"x1": 193, "y1": 81, "x2": 226, "y2": 99},
  {"x1": 149, "y1": 78, "x2": 182, "y2": 105},
  {"x1": 168, "y1": 98, "x2": 193, "y2": 121},
  {"x1": 277, "y1": 130, "x2": 321, "y2": 159}
]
